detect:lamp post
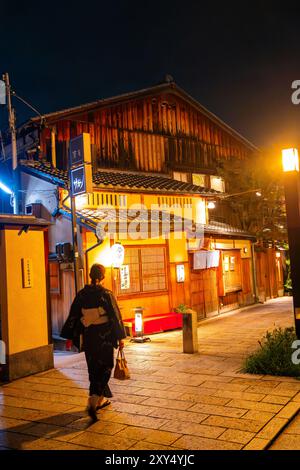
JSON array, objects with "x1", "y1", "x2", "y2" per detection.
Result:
[
  {"x1": 130, "y1": 307, "x2": 151, "y2": 343},
  {"x1": 0, "y1": 181, "x2": 13, "y2": 213},
  {"x1": 281, "y1": 148, "x2": 300, "y2": 338},
  {"x1": 2, "y1": 73, "x2": 18, "y2": 214}
]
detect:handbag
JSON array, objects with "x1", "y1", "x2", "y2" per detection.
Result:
[{"x1": 113, "y1": 348, "x2": 130, "y2": 380}]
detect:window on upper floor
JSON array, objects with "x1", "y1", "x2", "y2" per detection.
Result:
[
  {"x1": 192, "y1": 173, "x2": 207, "y2": 188},
  {"x1": 210, "y1": 176, "x2": 225, "y2": 193},
  {"x1": 173, "y1": 171, "x2": 188, "y2": 183}
]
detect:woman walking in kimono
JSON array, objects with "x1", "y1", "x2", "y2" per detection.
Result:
[{"x1": 61, "y1": 263, "x2": 126, "y2": 422}]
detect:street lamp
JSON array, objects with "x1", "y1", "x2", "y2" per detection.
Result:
[
  {"x1": 0, "y1": 181, "x2": 13, "y2": 195},
  {"x1": 282, "y1": 148, "x2": 299, "y2": 172},
  {"x1": 281, "y1": 147, "x2": 300, "y2": 338},
  {"x1": 0, "y1": 180, "x2": 13, "y2": 213}
]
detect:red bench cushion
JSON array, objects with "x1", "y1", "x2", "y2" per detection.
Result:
[{"x1": 124, "y1": 312, "x2": 182, "y2": 336}]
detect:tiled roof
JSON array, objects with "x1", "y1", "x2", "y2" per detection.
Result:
[
  {"x1": 20, "y1": 161, "x2": 68, "y2": 185},
  {"x1": 60, "y1": 207, "x2": 255, "y2": 241},
  {"x1": 204, "y1": 220, "x2": 256, "y2": 240},
  {"x1": 92, "y1": 170, "x2": 216, "y2": 195},
  {"x1": 60, "y1": 207, "x2": 188, "y2": 235},
  {"x1": 19, "y1": 162, "x2": 255, "y2": 239},
  {"x1": 20, "y1": 161, "x2": 217, "y2": 195}
]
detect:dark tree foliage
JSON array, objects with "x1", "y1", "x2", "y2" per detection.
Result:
[{"x1": 215, "y1": 151, "x2": 287, "y2": 244}]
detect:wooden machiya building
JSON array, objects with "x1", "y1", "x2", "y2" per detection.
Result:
[{"x1": 6, "y1": 79, "x2": 283, "y2": 337}]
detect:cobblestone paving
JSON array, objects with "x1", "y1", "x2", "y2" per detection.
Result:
[
  {"x1": 1, "y1": 297, "x2": 300, "y2": 450},
  {"x1": 270, "y1": 410, "x2": 300, "y2": 449}
]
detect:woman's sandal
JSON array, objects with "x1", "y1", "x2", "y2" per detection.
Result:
[{"x1": 96, "y1": 399, "x2": 111, "y2": 411}]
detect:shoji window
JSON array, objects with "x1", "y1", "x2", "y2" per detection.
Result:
[{"x1": 116, "y1": 246, "x2": 167, "y2": 295}]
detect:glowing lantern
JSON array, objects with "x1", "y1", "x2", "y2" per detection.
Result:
[
  {"x1": 130, "y1": 307, "x2": 150, "y2": 343},
  {"x1": 111, "y1": 243, "x2": 125, "y2": 268},
  {"x1": 282, "y1": 148, "x2": 299, "y2": 172}
]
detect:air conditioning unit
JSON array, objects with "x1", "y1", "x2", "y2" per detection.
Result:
[
  {"x1": 56, "y1": 242, "x2": 73, "y2": 262},
  {"x1": 56, "y1": 243, "x2": 63, "y2": 261},
  {"x1": 25, "y1": 203, "x2": 42, "y2": 218}
]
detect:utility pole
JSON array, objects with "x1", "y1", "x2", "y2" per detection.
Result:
[
  {"x1": 70, "y1": 189, "x2": 80, "y2": 294},
  {"x1": 2, "y1": 73, "x2": 18, "y2": 214},
  {"x1": 282, "y1": 148, "x2": 300, "y2": 338},
  {"x1": 69, "y1": 133, "x2": 93, "y2": 295}
]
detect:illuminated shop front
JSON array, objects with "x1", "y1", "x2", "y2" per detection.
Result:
[{"x1": 4, "y1": 81, "x2": 283, "y2": 339}]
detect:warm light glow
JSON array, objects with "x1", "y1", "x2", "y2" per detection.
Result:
[
  {"x1": 94, "y1": 242, "x2": 125, "y2": 268},
  {"x1": 282, "y1": 148, "x2": 299, "y2": 172},
  {"x1": 255, "y1": 191, "x2": 262, "y2": 197},
  {"x1": 0, "y1": 181, "x2": 13, "y2": 194},
  {"x1": 111, "y1": 243, "x2": 125, "y2": 268},
  {"x1": 135, "y1": 313, "x2": 143, "y2": 333},
  {"x1": 96, "y1": 244, "x2": 113, "y2": 267},
  {"x1": 75, "y1": 194, "x2": 88, "y2": 210},
  {"x1": 207, "y1": 201, "x2": 216, "y2": 209},
  {"x1": 276, "y1": 252, "x2": 281, "y2": 258},
  {"x1": 195, "y1": 200, "x2": 206, "y2": 224}
]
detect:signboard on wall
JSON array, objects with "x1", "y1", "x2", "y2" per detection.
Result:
[
  {"x1": 70, "y1": 164, "x2": 93, "y2": 196},
  {"x1": 69, "y1": 133, "x2": 93, "y2": 196},
  {"x1": 22, "y1": 258, "x2": 33, "y2": 288},
  {"x1": 120, "y1": 265, "x2": 130, "y2": 290},
  {"x1": 69, "y1": 133, "x2": 91, "y2": 167},
  {"x1": 0, "y1": 80, "x2": 5, "y2": 105},
  {"x1": 176, "y1": 264, "x2": 185, "y2": 283}
]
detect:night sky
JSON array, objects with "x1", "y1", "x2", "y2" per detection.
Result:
[{"x1": 1, "y1": 1, "x2": 300, "y2": 150}]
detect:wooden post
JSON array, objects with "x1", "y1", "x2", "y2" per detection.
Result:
[
  {"x1": 182, "y1": 308, "x2": 198, "y2": 354},
  {"x1": 70, "y1": 194, "x2": 80, "y2": 294},
  {"x1": 51, "y1": 127, "x2": 56, "y2": 168}
]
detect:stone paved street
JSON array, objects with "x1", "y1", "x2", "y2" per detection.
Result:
[
  {"x1": 1, "y1": 297, "x2": 300, "y2": 450},
  {"x1": 270, "y1": 412, "x2": 300, "y2": 450}
]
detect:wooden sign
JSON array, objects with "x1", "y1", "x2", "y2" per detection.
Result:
[
  {"x1": 70, "y1": 164, "x2": 93, "y2": 196},
  {"x1": 69, "y1": 133, "x2": 91, "y2": 167},
  {"x1": 120, "y1": 265, "x2": 130, "y2": 290},
  {"x1": 69, "y1": 133, "x2": 93, "y2": 196},
  {"x1": 22, "y1": 258, "x2": 33, "y2": 288},
  {"x1": 0, "y1": 80, "x2": 5, "y2": 105},
  {"x1": 176, "y1": 264, "x2": 185, "y2": 283}
]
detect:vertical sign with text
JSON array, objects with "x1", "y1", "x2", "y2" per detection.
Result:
[
  {"x1": 22, "y1": 258, "x2": 33, "y2": 288},
  {"x1": 69, "y1": 133, "x2": 92, "y2": 196}
]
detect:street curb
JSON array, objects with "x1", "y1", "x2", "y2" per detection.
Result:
[
  {"x1": 196, "y1": 297, "x2": 287, "y2": 328},
  {"x1": 243, "y1": 403, "x2": 300, "y2": 450}
]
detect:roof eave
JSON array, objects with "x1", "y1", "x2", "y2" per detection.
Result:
[
  {"x1": 20, "y1": 164, "x2": 66, "y2": 187},
  {"x1": 204, "y1": 227, "x2": 256, "y2": 241},
  {"x1": 25, "y1": 82, "x2": 258, "y2": 153}
]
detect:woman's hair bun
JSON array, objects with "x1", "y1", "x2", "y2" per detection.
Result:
[{"x1": 90, "y1": 264, "x2": 105, "y2": 282}]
